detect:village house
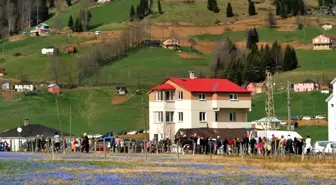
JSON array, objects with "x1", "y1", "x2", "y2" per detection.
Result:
[
  {"x1": 293, "y1": 79, "x2": 319, "y2": 92},
  {"x1": 48, "y1": 84, "x2": 60, "y2": 95},
  {"x1": 326, "y1": 77, "x2": 336, "y2": 141},
  {"x1": 312, "y1": 34, "x2": 335, "y2": 50},
  {"x1": 245, "y1": 82, "x2": 265, "y2": 94},
  {"x1": 148, "y1": 72, "x2": 252, "y2": 140},
  {"x1": 14, "y1": 82, "x2": 34, "y2": 92},
  {"x1": 0, "y1": 68, "x2": 5, "y2": 77},
  {"x1": 163, "y1": 38, "x2": 180, "y2": 50},
  {"x1": 321, "y1": 85, "x2": 330, "y2": 94}
]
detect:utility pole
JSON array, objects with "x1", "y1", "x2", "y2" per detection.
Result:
[
  {"x1": 141, "y1": 97, "x2": 148, "y2": 141},
  {"x1": 287, "y1": 81, "x2": 291, "y2": 131},
  {"x1": 69, "y1": 105, "x2": 72, "y2": 139},
  {"x1": 55, "y1": 95, "x2": 64, "y2": 153}
]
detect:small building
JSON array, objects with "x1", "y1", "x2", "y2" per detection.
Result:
[
  {"x1": 48, "y1": 84, "x2": 60, "y2": 95},
  {"x1": 0, "y1": 68, "x2": 5, "y2": 77},
  {"x1": 312, "y1": 34, "x2": 336, "y2": 50},
  {"x1": 246, "y1": 82, "x2": 265, "y2": 94},
  {"x1": 293, "y1": 79, "x2": 319, "y2": 92},
  {"x1": 1, "y1": 82, "x2": 10, "y2": 90},
  {"x1": 116, "y1": 86, "x2": 128, "y2": 95},
  {"x1": 97, "y1": 0, "x2": 111, "y2": 3},
  {"x1": 14, "y1": 82, "x2": 34, "y2": 92},
  {"x1": 65, "y1": 45, "x2": 76, "y2": 53},
  {"x1": 326, "y1": 77, "x2": 336, "y2": 141},
  {"x1": 41, "y1": 47, "x2": 59, "y2": 55},
  {"x1": 163, "y1": 38, "x2": 180, "y2": 50},
  {"x1": 251, "y1": 116, "x2": 283, "y2": 130},
  {"x1": 322, "y1": 24, "x2": 332, "y2": 31},
  {"x1": 321, "y1": 85, "x2": 330, "y2": 94},
  {"x1": 30, "y1": 23, "x2": 50, "y2": 36}
]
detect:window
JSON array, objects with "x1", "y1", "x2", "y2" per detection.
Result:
[
  {"x1": 215, "y1": 112, "x2": 218, "y2": 122},
  {"x1": 165, "y1": 91, "x2": 174, "y2": 101},
  {"x1": 178, "y1": 112, "x2": 183, "y2": 122},
  {"x1": 229, "y1": 112, "x2": 236, "y2": 122},
  {"x1": 153, "y1": 111, "x2": 163, "y2": 123},
  {"x1": 199, "y1": 112, "x2": 206, "y2": 122},
  {"x1": 166, "y1": 112, "x2": 174, "y2": 122},
  {"x1": 230, "y1": 94, "x2": 238, "y2": 100},
  {"x1": 155, "y1": 91, "x2": 163, "y2": 101},
  {"x1": 322, "y1": 38, "x2": 327, "y2": 43},
  {"x1": 178, "y1": 91, "x2": 183, "y2": 100},
  {"x1": 199, "y1": 93, "x2": 206, "y2": 100}
]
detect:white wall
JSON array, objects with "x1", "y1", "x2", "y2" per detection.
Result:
[{"x1": 328, "y1": 97, "x2": 336, "y2": 141}]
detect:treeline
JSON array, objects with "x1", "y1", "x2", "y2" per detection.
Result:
[
  {"x1": 77, "y1": 22, "x2": 147, "y2": 84},
  {"x1": 318, "y1": 0, "x2": 335, "y2": 7},
  {"x1": 275, "y1": 0, "x2": 306, "y2": 18},
  {"x1": 68, "y1": 9, "x2": 92, "y2": 32},
  {"x1": 130, "y1": 0, "x2": 163, "y2": 21},
  {"x1": 212, "y1": 35, "x2": 298, "y2": 85},
  {"x1": 208, "y1": 0, "x2": 257, "y2": 16}
]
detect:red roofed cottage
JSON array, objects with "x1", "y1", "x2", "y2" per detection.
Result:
[
  {"x1": 148, "y1": 71, "x2": 252, "y2": 140},
  {"x1": 312, "y1": 34, "x2": 335, "y2": 50},
  {"x1": 48, "y1": 84, "x2": 60, "y2": 95}
]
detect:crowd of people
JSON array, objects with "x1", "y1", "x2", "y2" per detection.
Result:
[{"x1": 176, "y1": 134, "x2": 312, "y2": 156}]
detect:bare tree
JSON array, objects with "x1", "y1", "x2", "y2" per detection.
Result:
[
  {"x1": 267, "y1": 7, "x2": 277, "y2": 29},
  {"x1": 296, "y1": 15, "x2": 304, "y2": 30},
  {"x1": 46, "y1": 55, "x2": 63, "y2": 84},
  {"x1": 187, "y1": 36, "x2": 197, "y2": 49}
]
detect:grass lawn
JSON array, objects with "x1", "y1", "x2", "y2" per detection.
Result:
[
  {"x1": 0, "y1": 87, "x2": 147, "y2": 136},
  {"x1": 196, "y1": 27, "x2": 336, "y2": 44},
  {"x1": 296, "y1": 125, "x2": 328, "y2": 143},
  {"x1": 248, "y1": 91, "x2": 329, "y2": 121},
  {"x1": 0, "y1": 35, "x2": 92, "y2": 81},
  {"x1": 83, "y1": 47, "x2": 210, "y2": 89}
]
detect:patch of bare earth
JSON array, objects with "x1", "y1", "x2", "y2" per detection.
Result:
[
  {"x1": 1, "y1": 91, "x2": 19, "y2": 101},
  {"x1": 178, "y1": 52, "x2": 201, "y2": 59},
  {"x1": 111, "y1": 96, "x2": 131, "y2": 104}
]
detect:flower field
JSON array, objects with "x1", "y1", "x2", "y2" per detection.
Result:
[{"x1": 0, "y1": 153, "x2": 335, "y2": 185}]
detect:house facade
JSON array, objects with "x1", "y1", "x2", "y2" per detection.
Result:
[
  {"x1": 148, "y1": 72, "x2": 252, "y2": 140},
  {"x1": 163, "y1": 38, "x2": 180, "y2": 50},
  {"x1": 246, "y1": 82, "x2": 264, "y2": 94},
  {"x1": 14, "y1": 83, "x2": 34, "y2": 92},
  {"x1": 48, "y1": 84, "x2": 60, "y2": 95},
  {"x1": 312, "y1": 35, "x2": 335, "y2": 50},
  {"x1": 293, "y1": 79, "x2": 318, "y2": 92},
  {"x1": 326, "y1": 77, "x2": 336, "y2": 141}
]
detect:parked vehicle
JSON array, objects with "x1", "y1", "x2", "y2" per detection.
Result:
[
  {"x1": 0, "y1": 141, "x2": 3, "y2": 151},
  {"x1": 302, "y1": 116, "x2": 312, "y2": 120},
  {"x1": 312, "y1": 141, "x2": 335, "y2": 154},
  {"x1": 249, "y1": 130, "x2": 303, "y2": 141},
  {"x1": 315, "y1": 115, "x2": 326, "y2": 120},
  {"x1": 98, "y1": 132, "x2": 113, "y2": 142},
  {"x1": 95, "y1": 31, "x2": 102, "y2": 35},
  {"x1": 323, "y1": 143, "x2": 336, "y2": 154}
]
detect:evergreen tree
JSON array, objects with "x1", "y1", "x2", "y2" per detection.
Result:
[
  {"x1": 226, "y1": 3, "x2": 234, "y2": 17},
  {"x1": 68, "y1": 15, "x2": 74, "y2": 31},
  {"x1": 246, "y1": 29, "x2": 254, "y2": 49},
  {"x1": 248, "y1": 1, "x2": 256, "y2": 16},
  {"x1": 299, "y1": 0, "x2": 305, "y2": 15},
  {"x1": 276, "y1": 1, "x2": 280, "y2": 16},
  {"x1": 149, "y1": 0, "x2": 154, "y2": 14},
  {"x1": 267, "y1": 8, "x2": 276, "y2": 28},
  {"x1": 158, "y1": 0, "x2": 163, "y2": 14},
  {"x1": 38, "y1": 0, "x2": 49, "y2": 23},
  {"x1": 252, "y1": 27, "x2": 259, "y2": 43},
  {"x1": 48, "y1": 0, "x2": 55, "y2": 8},
  {"x1": 280, "y1": 1, "x2": 287, "y2": 19},
  {"x1": 208, "y1": 0, "x2": 220, "y2": 12},
  {"x1": 282, "y1": 45, "x2": 292, "y2": 71},
  {"x1": 130, "y1": 5, "x2": 136, "y2": 21},
  {"x1": 136, "y1": 5, "x2": 141, "y2": 19},
  {"x1": 74, "y1": 17, "x2": 83, "y2": 32},
  {"x1": 65, "y1": 0, "x2": 72, "y2": 6},
  {"x1": 290, "y1": 47, "x2": 298, "y2": 69}
]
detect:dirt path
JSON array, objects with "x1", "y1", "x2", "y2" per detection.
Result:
[
  {"x1": 112, "y1": 96, "x2": 131, "y2": 104},
  {"x1": 178, "y1": 52, "x2": 202, "y2": 59}
]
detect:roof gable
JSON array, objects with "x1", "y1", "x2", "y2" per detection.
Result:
[{"x1": 313, "y1": 34, "x2": 336, "y2": 40}]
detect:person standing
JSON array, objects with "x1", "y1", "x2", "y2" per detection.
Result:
[
  {"x1": 304, "y1": 136, "x2": 312, "y2": 155},
  {"x1": 250, "y1": 137, "x2": 256, "y2": 155},
  {"x1": 54, "y1": 132, "x2": 60, "y2": 153},
  {"x1": 243, "y1": 134, "x2": 249, "y2": 154},
  {"x1": 286, "y1": 135, "x2": 293, "y2": 155},
  {"x1": 196, "y1": 136, "x2": 201, "y2": 154},
  {"x1": 83, "y1": 133, "x2": 89, "y2": 153}
]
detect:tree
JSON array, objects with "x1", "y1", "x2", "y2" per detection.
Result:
[
  {"x1": 68, "y1": 15, "x2": 74, "y2": 31},
  {"x1": 65, "y1": 0, "x2": 72, "y2": 6},
  {"x1": 38, "y1": 0, "x2": 50, "y2": 22},
  {"x1": 248, "y1": 1, "x2": 256, "y2": 16},
  {"x1": 130, "y1": 5, "x2": 136, "y2": 21},
  {"x1": 80, "y1": 9, "x2": 92, "y2": 31},
  {"x1": 149, "y1": 0, "x2": 154, "y2": 14},
  {"x1": 290, "y1": 47, "x2": 298, "y2": 69},
  {"x1": 280, "y1": 1, "x2": 287, "y2": 19},
  {"x1": 46, "y1": 55, "x2": 63, "y2": 85},
  {"x1": 226, "y1": 2, "x2": 234, "y2": 17},
  {"x1": 282, "y1": 45, "x2": 292, "y2": 71},
  {"x1": 247, "y1": 28, "x2": 259, "y2": 49},
  {"x1": 158, "y1": 0, "x2": 163, "y2": 14},
  {"x1": 276, "y1": 1, "x2": 280, "y2": 15},
  {"x1": 208, "y1": 0, "x2": 220, "y2": 12},
  {"x1": 267, "y1": 8, "x2": 276, "y2": 28},
  {"x1": 48, "y1": 0, "x2": 55, "y2": 8},
  {"x1": 188, "y1": 36, "x2": 197, "y2": 49},
  {"x1": 74, "y1": 17, "x2": 83, "y2": 32}
]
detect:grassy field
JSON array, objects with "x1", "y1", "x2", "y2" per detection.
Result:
[
  {"x1": 248, "y1": 91, "x2": 329, "y2": 121},
  {"x1": 83, "y1": 47, "x2": 209, "y2": 89},
  {"x1": 196, "y1": 27, "x2": 336, "y2": 44},
  {"x1": 0, "y1": 87, "x2": 147, "y2": 136}
]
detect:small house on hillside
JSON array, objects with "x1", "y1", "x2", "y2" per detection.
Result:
[
  {"x1": 321, "y1": 85, "x2": 330, "y2": 94},
  {"x1": 116, "y1": 86, "x2": 128, "y2": 95},
  {"x1": 0, "y1": 68, "x2": 5, "y2": 77},
  {"x1": 312, "y1": 34, "x2": 336, "y2": 50},
  {"x1": 97, "y1": 0, "x2": 111, "y2": 3},
  {"x1": 48, "y1": 84, "x2": 60, "y2": 95},
  {"x1": 14, "y1": 82, "x2": 34, "y2": 92},
  {"x1": 322, "y1": 24, "x2": 332, "y2": 31},
  {"x1": 1, "y1": 82, "x2": 10, "y2": 90},
  {"x1": 246, "y1": 82, "x2": 265, "y2": 94},
  {"x1": 293, "y1": 79, "x2": 319, "y2": 92},
  {"x1": 30, "y1": 23, "x2": 50, "y2": 36},
  {"x1": 163, "y1": 38, "x2": 180, "y2": 50}
]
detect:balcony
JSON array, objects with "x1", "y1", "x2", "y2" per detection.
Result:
[
  {"x1": 211, "y1": 121, "x2": 251, "y2": 128},
  {"x1": 212, "y1": 99, "x2": 251, "y2": 111}
]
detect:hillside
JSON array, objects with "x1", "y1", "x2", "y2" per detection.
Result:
[{"x1": 0, "y1": 0, "x2": 334, "y2": 135}]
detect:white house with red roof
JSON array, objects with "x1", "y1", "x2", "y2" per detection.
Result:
[
  {"x1": 312, "y1": 34, "x2": 335, "y2": 50},
  {"x1": 148, "y1": 72, "x2": 252, "y2": 140}
]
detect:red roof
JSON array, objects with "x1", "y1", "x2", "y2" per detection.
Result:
[
  {"x1": 0, "y1": 68, "x2": 5, "y2": 72},
  {"x1": 314, "y1": 34, "x2": 336, "y2": 41},
  {"x1": 167, "y1": 78, "x2": 250, "y2": 93},
  {"x1": 150, "y1": 83, "x2": 175, "y2": 91}
]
